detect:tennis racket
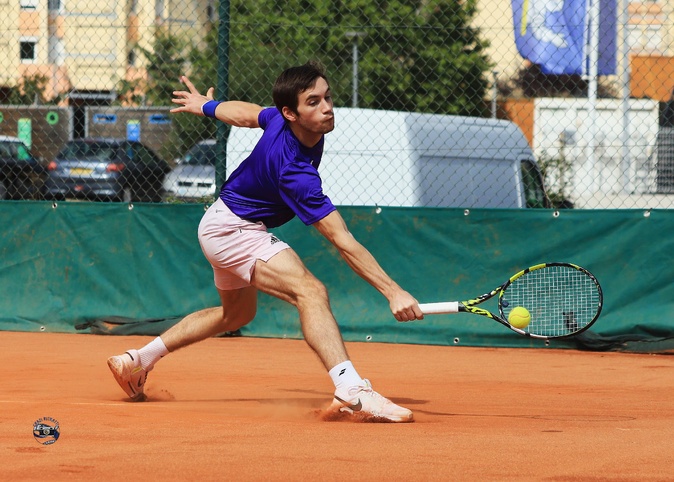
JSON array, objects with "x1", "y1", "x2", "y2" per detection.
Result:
[{"x1": 419, "y1": 262, "x2": 603, "y2": 339}]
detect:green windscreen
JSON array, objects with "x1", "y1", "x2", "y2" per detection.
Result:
[{"x1": 1, "y1": 201, "x2": 673, "y2": 353}]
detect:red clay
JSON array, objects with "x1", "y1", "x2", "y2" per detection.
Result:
[{"x1": 1, "y1": 331, "x2": 673, "y2": 481}]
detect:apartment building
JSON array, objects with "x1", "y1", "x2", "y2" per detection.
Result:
[
  {"x1": 474, "y1": 0, "x2": 673, "y2": 100},
  {"x1": 0, "y1": 0, "x2": 214, "y2": 104},
  {"x1": 628, "y1": 0, "x2": 674, "y2": 101}
]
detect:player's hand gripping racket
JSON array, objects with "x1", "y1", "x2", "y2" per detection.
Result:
[{"x1": 419, "y1": 262, "x2": 603, "y2": 339}]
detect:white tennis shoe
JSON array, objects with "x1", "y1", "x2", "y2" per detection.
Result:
[
  {"x1": 107, "y1": 349, "x2": 149, "y2": 402},
  {"x1": 330, "y1": 379, "x2": 414, "y2": 423}
]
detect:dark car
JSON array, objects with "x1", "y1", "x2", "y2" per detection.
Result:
[
  {"x1": 45, "y1": 138, "x2": 170, "y2": 202},
  {"x1": 0, "y1": 135, "x2": 46, "y2": 200}
]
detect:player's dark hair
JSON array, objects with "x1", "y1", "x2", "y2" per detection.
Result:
[{"x1": 273, "y1": 61, "x2": 329, "y2": 118}]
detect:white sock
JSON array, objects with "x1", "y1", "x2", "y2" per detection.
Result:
[
  {"x1": 138, "y1": 337, "x2": 169, "y2": 370},
  {"x1": 329, "y1": 361, "x2": 365, "y2": 399}
]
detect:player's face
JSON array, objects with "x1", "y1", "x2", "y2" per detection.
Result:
[{"x1": 293, "y1": 77, "x2": 335, "y2": 135}]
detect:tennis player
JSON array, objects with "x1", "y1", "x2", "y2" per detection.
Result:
[{"x1": 107, "y1": 61, "x2": 422, "y2": 422}]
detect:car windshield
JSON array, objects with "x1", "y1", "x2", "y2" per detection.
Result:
[
  {"x1": 183, "y1": 144, "x2": 216, "y2": 166},
  {"x1": 59, "y1": 142, "x2": 117, "y2": 161},
  {"x1": 0, "y1": 141, "x2": 31, "y2": 161}
]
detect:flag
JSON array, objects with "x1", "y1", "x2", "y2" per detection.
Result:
[{"x1": 512, "y1": 0, "x2": 616, "y2": 75}]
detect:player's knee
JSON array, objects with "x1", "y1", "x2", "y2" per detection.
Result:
[
  {"x1": 221, "y1": 315, "x2": 251, "y2": 332},
  {"x1": 300, "y1": 276, "x2": 329, "y2": 303},
  {"x1": 222, "y1": 306, "x2": 256, "y2": 330}
]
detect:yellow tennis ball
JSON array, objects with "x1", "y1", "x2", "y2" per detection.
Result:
[{"x1": 508, "y1": 307, "x2": 531, "y2": 328}]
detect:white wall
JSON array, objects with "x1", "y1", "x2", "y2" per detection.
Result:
[{"x1": 533, "y1": 98, "x2": 660, "y2": 207}]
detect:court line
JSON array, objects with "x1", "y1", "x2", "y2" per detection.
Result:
[{"x1": 0, "y1": 400, "x2": 130, "y2": 407}]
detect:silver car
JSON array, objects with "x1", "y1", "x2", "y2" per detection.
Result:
[{"x1": 163, "y1": 140, "x2": 218, "y2": 201}]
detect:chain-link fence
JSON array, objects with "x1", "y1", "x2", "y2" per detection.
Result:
[{"x1": 1, "y1": 0, "x2": 673, "y2": 208}]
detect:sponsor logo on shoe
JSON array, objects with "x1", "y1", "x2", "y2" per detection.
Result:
[{"x1": 335, "y1": 396, "x2": 362, "y2": 412}]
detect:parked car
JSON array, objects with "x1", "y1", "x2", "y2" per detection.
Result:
[
  {"x1": 0, "y1": 135, "x2": 46, "y2": 200},
  {"x1": 45, "y1": 138, "x2": 170, "y2": 202},
  {"x1": 163, "y1": 139, "x2": 217, "y2": 201}
]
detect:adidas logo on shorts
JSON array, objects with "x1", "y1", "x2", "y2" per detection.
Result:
[{"x1": 270, "y1": 235, "x2": 281, "y2": 245}]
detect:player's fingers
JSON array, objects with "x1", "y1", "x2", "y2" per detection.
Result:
[
  {"x1": 181, "y1": 75, "x2": 199, "y2": 94},
  {"x1": 206, "y1": 87, "x2": 215, "y2": 100},
  {"x1": 395, "y1": 310, "x2": 415, "y2": 322}
]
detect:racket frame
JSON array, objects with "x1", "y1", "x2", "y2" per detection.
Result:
[{"x1": 419, "y1": 262, "x2": 603, "y2": 339}]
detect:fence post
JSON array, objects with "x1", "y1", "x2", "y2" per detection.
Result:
[{"x1": 216, "y1": 0, "x2": 231, "y2": 191}]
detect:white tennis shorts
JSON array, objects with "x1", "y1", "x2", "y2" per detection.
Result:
[{"x1": 198, "y1": 198, "x2": 290, "y2": 290}]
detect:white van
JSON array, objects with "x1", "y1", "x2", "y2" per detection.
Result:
[{"x1": 226, "y1": 108, "x2": 548, "y2": 209}]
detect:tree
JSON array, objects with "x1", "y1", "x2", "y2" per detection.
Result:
[
  {"x1": 224, "y1": 0, "x2": 492, "y2": 115},
  {"x1": 138, "y1": 29, "x2": 189, "y2": 106},
  {"x1": 8, "y1": 74, "x2": 54, "y2": 105},
  {"x1": 157, "y1": 0, "x2": 495, "y2": 162},
  {"x1": 500, "y1": 63, "x2": 619, "y2": 99},
  {"x1": 122, "y1": 28, "x2": 216, "y2": 162}
]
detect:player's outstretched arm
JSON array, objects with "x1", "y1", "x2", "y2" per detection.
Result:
[
  {"x1": 170, "y1": 75, "x2": 262, "y2": 128},
  {"x1": 313, "y1": 210, "x2": 423, "y2": 322}
]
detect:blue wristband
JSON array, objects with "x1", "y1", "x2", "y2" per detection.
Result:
[{"x1": 201, "y1": 100, "x2": 221, "y2": 118}]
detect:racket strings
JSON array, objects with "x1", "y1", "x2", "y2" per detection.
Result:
[{"x1": 502, "y1": 265, "x2": 602, "y2": 337}]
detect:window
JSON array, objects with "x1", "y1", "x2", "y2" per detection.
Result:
[
  {"x1": 645, "y1": 25, "x2": 663, "y2": 52},
  {"x1": 16, "y1": 143, "x2": 32, "y2": 161},
  {"x1": 207, "y1": 1, "x2": 215, "y2": 22},
  {"x1": 127, "y1": 49, "x2": 137, "y2": 67},
  {"x1": 20, "y1": 40, "x2": 37, "y2": 63},
  {"x1": 0, "y1": 141, "x2": 31, "y2": 162},
  {"x1": 20, "y1": 0, "x2": 39, "y2": 10},
  {"x1": 155, "y1": 0, "x2": 165, "y2": 20}
]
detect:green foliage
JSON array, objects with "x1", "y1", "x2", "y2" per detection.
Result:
[
  {"x1": 538, "y1": 154, "x2": 574, "y2": 208},
  {"x1": 138, "y1": 29, "x2": 189, "y2": 107},
  {"x1": 163, "y1": 193, "x2": 217, "y2": 205},
  {"x1": 114, "y1": 78, "x2": 145, "y2": 106},
  {"x1": 137, "y1": 0, "x2": 494, "y2": 161},
  {"x1": 128, "y1": 28, "x2": 216, "y2": 162},
  {"x1": 226, "y1": 0, "x2": 492, "y2": 114},
  {"x1": 8, "y1": 74, "x2": 55, "y2": 105},
  {"x1": 161, "y1": 112, "x2": 216, "y2": 165}
]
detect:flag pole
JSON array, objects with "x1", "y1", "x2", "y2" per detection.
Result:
[
  {"x1": 587, "y1": 0, "x2": 600, "y2": 193},
  {"x1": 620, "y1": 0, "x2": 631, "y2": 193}
]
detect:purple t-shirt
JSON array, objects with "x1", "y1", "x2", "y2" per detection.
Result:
[{"x1": 220, "y1": 108, "x2": 336, "y2": 228}]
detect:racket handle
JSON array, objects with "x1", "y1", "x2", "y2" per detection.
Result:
[{"x1": 419, "y1": 302, "x2": 460, "y2": 315}]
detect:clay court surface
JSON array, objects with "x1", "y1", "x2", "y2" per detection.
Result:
[{"x1": 1, "y1": 331, "x2": 673, "y2": 481}]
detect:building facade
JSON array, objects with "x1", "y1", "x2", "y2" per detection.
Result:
[
  {"x1": 0, "y1": 0, "x2": 214, "y2": 104},
  {"x1": 474, "y1": 0, "x2": 674, "y2": 101}
]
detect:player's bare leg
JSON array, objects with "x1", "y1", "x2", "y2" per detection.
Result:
[
  {"x1": 251, "y1": 248, "x2": 348, "y2": 369},
  {"x1": 251, "y1": 249, "x2": 413, "y2": 422},
  {"x1": 107, "y1": 287, "x2": 256, "y2": 401},
  {"x1": 161, "y1": 286, "x2": 257, "y2": 352}
]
